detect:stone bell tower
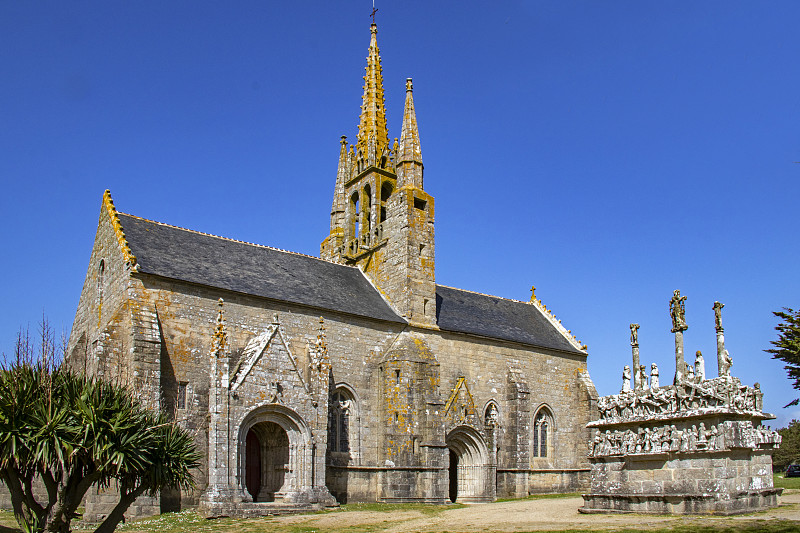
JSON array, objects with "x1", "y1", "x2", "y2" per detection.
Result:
[{"x1": 321, "y1": 23, "x2": 436, "y2": 329}]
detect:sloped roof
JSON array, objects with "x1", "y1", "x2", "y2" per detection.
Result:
[
  {"x1": 435, "y1": 286, "x2": 584, "y2": 354},
  {"x1": 118, "y1": 214, "x2": 404, "y2": 323},
  {"x1": 117, "y1": 214, "x2": 583, "y2": 354}
]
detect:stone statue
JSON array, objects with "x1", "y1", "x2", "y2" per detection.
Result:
[
  {"x1": 485, "y1": 403, "x2": 499, "y2": 426},
  {"x1": 639, "y1": 365, "x2": 649, "y2": 390},
  {"x1": 650, "y1": 363, "x2": 660, "y2": 388},
  {"x1": 669, "y1": 289, "x2": 688, "y2": 333},
  {"x1": 694, "y1": 351, "x2": 705, "y2": 381},
  {"x1": 713, "y1": 301, "x2": 724, "y2": 331},
  {"x1": 686, "y1": 363, "x2": 695, "y2": 381},
  {"x1": 630, "y1": 323, "x2": 640, "y2": 346},
  {"x1": 622, "y1": 365, "x2": 632, "y2": 392},
  {"x1": 720, "y1": 349, "x2": 732, "y2": 377}
]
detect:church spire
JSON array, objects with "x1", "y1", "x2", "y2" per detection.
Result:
[
  {"x1": 356, "y1": 23, "x2": 389, "y2": 167},
  {"x1": 398, "y1": 78, "x2": 423, "y2": 188},
  {"x1": 330, "y1": 135, "x2": 348, "y2": 232}
]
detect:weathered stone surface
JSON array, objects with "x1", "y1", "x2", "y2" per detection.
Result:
[
  {"x1": 20, "y1": 21, "x2": 601, "y2": 522},
  {"x1": 581, "y1": 293, "x2": 781, "y2": 515}
]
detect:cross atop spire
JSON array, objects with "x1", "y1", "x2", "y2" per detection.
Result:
[{"x1": 356, "y1": 22, "x2": 389, "y2": 165}]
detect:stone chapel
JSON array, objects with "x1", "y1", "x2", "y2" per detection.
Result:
[{"x1": 65, "y1": 22, "x2": 598, "y2": 518}]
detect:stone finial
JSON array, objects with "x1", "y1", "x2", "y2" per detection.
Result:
[
  {"x1": 212, "y1": 298, "x2": 227, "y2": 355},
  {"x1": 530, "y1": 285, "x2": 536, "y2": 302},
  {"x1": 669, "y1": 290, "x2": 688, "y2": 333},
  {"x1": 316, "y1": 316, "x2": 326, "y2": 347}
]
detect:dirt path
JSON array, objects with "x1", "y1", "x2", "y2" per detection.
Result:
[{"x1": 266, "y1": 492, "x2": 800, "y2": 532}]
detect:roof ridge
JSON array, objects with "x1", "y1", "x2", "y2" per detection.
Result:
[
  {"x1": 436, "y1": 284, "x2": 529, "y2": 305},
  {"x1": 116, "y1": 212, "x2": 359, "y2": 269}
]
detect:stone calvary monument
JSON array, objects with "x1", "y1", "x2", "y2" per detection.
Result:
[{"x1": 581, "y1": 291, "x2": 782, "y2": 515}]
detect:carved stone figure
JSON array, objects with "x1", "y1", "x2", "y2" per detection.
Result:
[
  {"x1": 622, "y1": 365, "x2": 632, "y2": 392},
  {"x1": 639, "y1": 365, "x2": 649, "y2": 390},
  {"x1": 650, "y1": 363, "x2": 660, "y2": 388},
  {"x1": 630, "y1": 323, "x2": 640, "y2": 346},
  {"x1": 708, "y1": 425, "x2": 718, "y2": 450},
  {"x1": 697, "y1": 422, "x2": 708, "y2": 450},
  {"x1": 686, "y1": 363, "x2": 695, "y2": 382},
  {"x1": 694, "y1": 351, "x2": 705, "y2": 381},
  {"x1": 669, "y1": 290, "x2": 688, "y2": 333},
  {"x1": 713, "y1": 301, "x2": 724, "y2": 331},
  {"x1": 720, "y1": 349, "x2": 732, "y2": 377},
  {"x1": 485, "y1": 403, "x2": 499, "y2": 426}
]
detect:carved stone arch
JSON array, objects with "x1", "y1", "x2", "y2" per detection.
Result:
[
  {"x1": 329, "y1": 382, "x2": 362, "y2": 464},
  {"x1": 532, "y1": 404, "x2": 555, "y2": 461},
  {"x1": 446, "y1": 425, "x2": 493, "y2": 503},
  {"x1": 237, "y1": 404, "x2": 313, "y2": 503}
]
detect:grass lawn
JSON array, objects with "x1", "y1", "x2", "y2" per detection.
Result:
[
  {"x1": 774, "y1": 472, "x2": 800, "y2": 490},
  {"x1": 0, "y1": 493, "x2": 798, "y2": 533}
]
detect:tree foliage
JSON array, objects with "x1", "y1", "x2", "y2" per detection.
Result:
[
  {"x1": 0, "y1": 323, "x2": 200, "y2": 533},
  {"x1": 773, "y1": 420, "x2": 800, "y2": 471},
  {"x1": 766, "y1": 307, "x2": 800, "y2": 407}
]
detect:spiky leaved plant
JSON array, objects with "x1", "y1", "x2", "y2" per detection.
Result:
[{"x1": 0, "y1": 362, "x2": 200, "y2": 533}]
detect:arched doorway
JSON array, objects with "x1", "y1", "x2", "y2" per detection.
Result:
[
  {"x1": 446, "y1": 426, "x2": 492, "y2": 503},
  {"x1": 238, "y1": 405, "x2": 312, "y2": 504},
  {"x1": 245, "y1": 422, "x2": 290, "y2": 502}
]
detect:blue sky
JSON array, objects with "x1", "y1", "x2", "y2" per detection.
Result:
[{"x1": 2, "y1": 1, "x2": 798, "y2": 426}]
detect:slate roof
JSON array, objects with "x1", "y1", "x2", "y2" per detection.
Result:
[
  {"x1": 118, "y1": 214, "x2": 404, "y2": 323},
  {"x1": 435, "y1": 286, "x2": 584, "y2": 354},
  {"x1": 118, "y1": 214, "x2": 583, "y2": 354}
]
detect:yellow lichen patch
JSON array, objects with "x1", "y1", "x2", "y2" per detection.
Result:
[{"x1": 102, "y1": 190, "x2": 137, "y2": 269}]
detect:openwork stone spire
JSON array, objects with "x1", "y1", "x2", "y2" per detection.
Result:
[
  {"x1": 357, "y1": 23, "x2": 389, "y2": 163},
  {"x1": 398, "y1": 78, "x2": 423, "y2": 188}
]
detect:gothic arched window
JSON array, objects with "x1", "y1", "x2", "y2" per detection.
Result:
[{"x1": 533, "y1": 408, "x2": 553, "y2": 458}]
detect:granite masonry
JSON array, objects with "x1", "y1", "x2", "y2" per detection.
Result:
[
  {"x1": 581, "y1": 293, "x2": 782, "y2": 515},
  {"x1": 56, "y1": 22, "x2": 598, "y2": 519}
]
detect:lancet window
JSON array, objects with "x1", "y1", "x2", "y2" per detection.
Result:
[{"x1": 533, "y1": 407, "x2": 553, "y2": 458}]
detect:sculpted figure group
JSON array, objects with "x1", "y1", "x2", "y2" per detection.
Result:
[
  {"x1": 601, "y1": 375, "x2": 764, "y2": 422},
  {"x1": 589, "y1": 420, "x2": 780, "y2": 458}
]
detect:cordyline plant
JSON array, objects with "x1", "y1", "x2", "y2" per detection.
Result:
[{"x1": 0, "y1": 328, "x2": 200, "y2": 533}]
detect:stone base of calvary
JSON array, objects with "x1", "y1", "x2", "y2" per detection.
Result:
[{"x1": 581, "y1": 292, "x2": 782, "y2": 515}]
